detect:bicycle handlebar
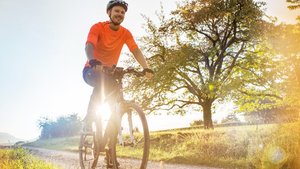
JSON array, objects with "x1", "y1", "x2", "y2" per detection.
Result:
[{"x1": 103, "y1": 66, "x2": 145, "y2": 78}]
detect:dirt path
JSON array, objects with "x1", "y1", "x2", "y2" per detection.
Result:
[{"x1": 26, "y1": 147, "x2": 223, "y2": 169}]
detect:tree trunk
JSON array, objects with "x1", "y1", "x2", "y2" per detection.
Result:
[{"x1": 202, "y1": 101, "x2": 214, "y2": 129}]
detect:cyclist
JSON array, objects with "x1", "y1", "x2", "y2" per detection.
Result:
[{"x1": 82, "y1": 0, "x2": 154, "y2": 132}]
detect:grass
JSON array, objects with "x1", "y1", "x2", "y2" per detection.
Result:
[
  {"x1": 25, "y1": 136, "x2": 79, "y2": 152},
  {"x1": 0, "y1": 148, "x2": 61, "y2": 169},
  {"x1": 146, "y1": 124, "x2": 278, "y2": 168},
  {"x1": 26, "y1": 122, "x2": 300, "y2": 169}
]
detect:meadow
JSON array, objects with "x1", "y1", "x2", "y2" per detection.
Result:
[{"x1": 26, "y1": 122, "x2": 300, "y2": 169}]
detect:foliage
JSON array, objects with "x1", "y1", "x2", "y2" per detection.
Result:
[
  {"x1": 287, "y1": 0, "x2": 300, "y2": 10},
  {"x1": 0, "y1": 148, "x2": 60, "y2": 169},
  {"x1": 234, "y1": 21, "x2": 300, "y2": 123},
  {"x1": 38, "y1": 113, "x2": 82, "y2": 139},
  {"x1": 287, "y1": 0, "x2": 300, "y2": 23},
  {"x1": 133, "y1": 0, "x2": 273, "y2": 128},
  {"x1": 266, "y1": 23, "x2": 300, "y2": 113}
]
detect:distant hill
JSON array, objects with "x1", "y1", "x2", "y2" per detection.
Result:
[{"x1": 0, "y1": 132, "x2": 22, "y2": 145}]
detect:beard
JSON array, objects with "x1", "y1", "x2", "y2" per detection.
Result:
[{"x1": 110, "y1": 15, "x2": 124, "y2": 26}]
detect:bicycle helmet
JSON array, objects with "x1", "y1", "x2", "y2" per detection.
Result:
[{"x1": 106, "y1": 0, "x2": 128, "y2": 12}]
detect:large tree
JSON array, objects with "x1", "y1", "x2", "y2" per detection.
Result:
[{"x1": 131, "y1": 0, "x2": 273, "y2": 129}]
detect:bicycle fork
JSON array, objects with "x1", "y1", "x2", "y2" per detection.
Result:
[{"x1": 118, "y1": 111, "x2": 136, "y2": 146}]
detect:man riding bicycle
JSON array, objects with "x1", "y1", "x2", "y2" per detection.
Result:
[{"x1": 82, "y1": 0, "x2": 153, "y2": 132}]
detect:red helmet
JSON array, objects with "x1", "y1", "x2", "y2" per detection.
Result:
[{"x1": 106, "y1": 0, "x2": 128, "y2": 12}]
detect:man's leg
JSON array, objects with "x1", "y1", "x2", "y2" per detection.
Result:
[
  {"x1": 82, "y1": 67, "x2": 103, "y2": 132},
  {"x1": 83, "y1": 87, "x2": 102, "y2": 132}
]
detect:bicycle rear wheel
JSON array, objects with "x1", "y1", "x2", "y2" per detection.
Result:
[{"x1": 109, "y1": 102, "x2": 150, "y2": 169}]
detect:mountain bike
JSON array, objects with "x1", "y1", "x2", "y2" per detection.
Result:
[{"x1": 79, "y1": 67, "x2": 150, "y2": 169}]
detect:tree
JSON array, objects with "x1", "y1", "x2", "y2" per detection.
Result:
[
  {"x1": 132, "y1": 0, "x2": 272, "y2": 129},
  {"x1": 38, "y1": 117, "x2": 53, "y2": 139},
  {"x1": 38, "y1": 113, "x2": 82, "y2": 139}
]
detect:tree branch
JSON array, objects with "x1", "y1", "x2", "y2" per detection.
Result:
[{"x1": 238, "y1": 89, "x2": 283, "y2": 100}]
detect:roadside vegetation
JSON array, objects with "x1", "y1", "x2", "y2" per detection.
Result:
[
  {"x1": 0, "y1": 148, "x2": 60, "y2": 169},
  {"x1": 26, "y1": 122, "x2": 300, "y2": 169},
  {"x1": 150, "y1": 122, "x2": 300, "y2": 169}
]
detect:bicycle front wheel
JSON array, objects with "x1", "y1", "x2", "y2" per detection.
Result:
[
  {"x1": 79, "y1": 132, "x2": 99, "y2": 169},
  {"x1": 110, "y1": 102, "x2": 150, "y2": 169}
]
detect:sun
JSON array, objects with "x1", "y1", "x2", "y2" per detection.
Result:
[{"x1": 96, "y1": 103, "x2": 112, "y2": 122}]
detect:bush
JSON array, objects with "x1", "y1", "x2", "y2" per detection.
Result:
[
  {"x1": 190, "y1": 120, "x2": 204, "y2": 126},
  {"x1": 0, "y1": 148, "x2": 60, "y2": 169}
]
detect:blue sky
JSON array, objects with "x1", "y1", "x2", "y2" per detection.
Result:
[{"x1": 0, "y1": 0, "x2": 299, "y2": 140}]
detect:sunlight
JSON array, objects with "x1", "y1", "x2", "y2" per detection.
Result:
[
  {"x1": 93, "y1": 102, "x2": 113, "y2": 133},
  {"x1": 96, "y1": 103, "x2": 112, "y2": 122},
  {"x1": 95, "y1": 103, "x2": 145, "y2": 134}
]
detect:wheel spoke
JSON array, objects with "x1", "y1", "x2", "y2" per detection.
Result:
[{"x1": 111, "y1": 103, "x2": 150, "y2": 169}]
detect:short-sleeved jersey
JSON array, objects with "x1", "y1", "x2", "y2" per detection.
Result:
[{"x1": 85, "y1": 21, "x2": 138, "y2": 67}]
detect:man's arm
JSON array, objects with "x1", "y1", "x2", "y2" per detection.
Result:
[
  {"x1": 132, "y1": 48, "x2": 153, "y2": 79},
  {"x1": 85, "y1": 42, "x2": 94, "y2": 60},
  {"x1": 85, "y1": 42, "x2": 102, "y2": 71},
  {"x1": 132, "y1": 48, "x2": 149, "y2": 68}
]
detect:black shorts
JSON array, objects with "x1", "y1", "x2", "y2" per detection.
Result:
[{"x1": 82, "y1": 67, "x2": 119, "y2": 95}]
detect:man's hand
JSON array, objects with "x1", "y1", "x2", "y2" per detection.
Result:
[
  {"x1": 145, "y1": 72, "x2": 153, "y2": 79},
  {"x1": 143, "y1": 68, "x2": 154, "y2": 79},
  {"x1": 89, "y1": 59, "x2": 103, "y2": 73},
  {"x1": 93, "y1": 64, "x2": 104, "y2": 73}
]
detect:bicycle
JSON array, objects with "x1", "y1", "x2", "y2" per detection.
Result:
[{"x1": 79, "y1": 66, "x2": 150, "y2": 169}]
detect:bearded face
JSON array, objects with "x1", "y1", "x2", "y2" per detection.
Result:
[{"x1": 108, "y1": 6, "x2": 125, "y2": 25}]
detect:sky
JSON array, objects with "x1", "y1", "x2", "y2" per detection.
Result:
[{"x1": 0, "y1": 0, "x2": 299, "y2": 141}]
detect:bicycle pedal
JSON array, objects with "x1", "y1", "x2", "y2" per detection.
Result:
[
  {"x1": 106, "y1": 163, "x2": 113, "y2": 168},
  {"x1": 105, "y1": 161, "x2": 120, "y2": 168}
]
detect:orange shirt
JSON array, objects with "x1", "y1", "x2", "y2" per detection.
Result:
[{"x1": 85, "y1": 21, "x2": 138, "y2": 67}]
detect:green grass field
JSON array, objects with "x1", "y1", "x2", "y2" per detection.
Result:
[
  {"x1": 26, "y1": 122, "x2": 300, "y2": 169},
  {"x1": 0, "y1": 148, "x2": 61, "y2": 169}
]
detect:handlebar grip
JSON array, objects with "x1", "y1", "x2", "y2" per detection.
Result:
[{"x1": 134, "y1": 72, "x2": 145, "y2": 77}]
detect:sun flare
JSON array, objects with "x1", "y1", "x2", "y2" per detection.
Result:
[{"x1": 96, "y1": 103, "x2": 112, "y2": 122}]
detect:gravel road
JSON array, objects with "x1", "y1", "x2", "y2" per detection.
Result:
[{"x1": 26, "y1": 147, "x2": 222, "y2": 169}]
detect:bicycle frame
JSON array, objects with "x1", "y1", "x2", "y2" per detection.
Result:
[
  {"x1": 79, "y1": 67, "x2": 149, "y2": 169},
  {"x1": 95, "y1": 67, "x2": 139, "y2": 152}
]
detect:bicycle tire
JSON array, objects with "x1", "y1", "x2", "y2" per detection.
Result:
[
  {"x1": 109, "y1": 102, "x2": 150, "y2": 169},
  {"x1": 79, "y1": 122, "x2": 101, "y2": 169}
]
